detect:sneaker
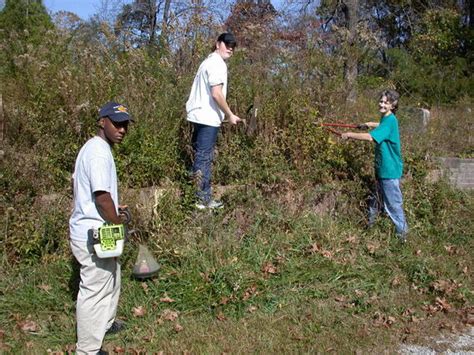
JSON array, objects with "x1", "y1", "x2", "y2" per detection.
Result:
[
  {"x1": 194, "y1": 200, "x2": 224, "y2": 210},
  {"x1": 207, "y1": 200, "x2": 224, "y2": 209},
  {"x1": 106, "y1": 319, "x2": 125, "y2": 335}
]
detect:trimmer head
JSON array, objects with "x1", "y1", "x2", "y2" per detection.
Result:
[{"x1": 132, "y1": 244, "x2": 160, "y2": 280}]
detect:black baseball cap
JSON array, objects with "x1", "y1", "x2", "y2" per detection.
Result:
[{"x1": 217, "y1": 33, "x2": 237, "y2": 48}]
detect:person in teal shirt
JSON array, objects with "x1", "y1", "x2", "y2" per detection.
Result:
[{"x1": 341, "y1": 90, "x2": 408, "y2": 242}]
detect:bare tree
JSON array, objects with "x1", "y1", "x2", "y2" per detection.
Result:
[
  {"x1": 161, "y1": 0, "x2": 172, "y2": 45},
  {"x1": 342, "y1": 0, "x2": 358, "y2": 102}
]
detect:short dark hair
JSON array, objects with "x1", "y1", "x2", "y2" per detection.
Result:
[{"x1": 380, "y1": 90, "x2": 400, "y2": 113}]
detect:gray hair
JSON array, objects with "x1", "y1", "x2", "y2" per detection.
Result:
[{"x1": 380, "y1": 90, "x2": 400, "y2": 113}]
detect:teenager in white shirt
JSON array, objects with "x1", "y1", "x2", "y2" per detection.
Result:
[{"x1": 186, "y1": 33, "x2": 242, "y2": 209}]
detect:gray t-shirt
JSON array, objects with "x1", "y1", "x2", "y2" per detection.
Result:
[{"x1": 69, "y1": 136, "x2": 118, "y2": 241}]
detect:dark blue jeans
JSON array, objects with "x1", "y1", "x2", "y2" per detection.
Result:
[
  {"x1": 192, "y1": 123, "x2": 219, "y2": 204},
  {"x1": 368, "y1": 178, "x2": 408, "y2": 236}
]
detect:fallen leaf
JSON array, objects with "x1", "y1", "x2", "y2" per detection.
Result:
[
  {"x1": 291, "y1": 333, "x2": 304, "y2": 340},
  {"x1": 321, "y1": 250, "x2": 333, "y2": 259},
  {"x1": 216, "y1": 312, "x2": 227, "y2": 321},
  {"x1": 242, "y1": 285, "x2": 257, "y2": 301},
  {"x1": 161, "y1": 309, "x2": 179, "y2": 321},
  {"x1": 141, "y1": 283, "x2": 149, "y2": 294},
  {"x1": 366, "y1": 243, "x2": 378, "y2": 254},
  {"x1": 174, "y1": 324, "x2": 184, "y2": 332},
  {"x1": 391, "y1": 277, "x2": 401, "y2": 287},
  {"x1": 414, "y1": 249, "x2": 422, "y2": 256},
  {"x1": 422, "y1": 304, "x2": 439, "y2": 315},
  {"x1": 345, "y1": 235, "x2": 357, "y2": 244},
  {"x1": 132, "y1": 306, "x2": 146, "y2": 317},
  {"x1": 309, "y1": 243, "x2": 321, "y2": 253},
  {"x1": 219, "y1": 297, "x2": 229, "y2": 305},
  {"x1": 431, "y1": 279, "x2": 459, "y2": 296},
  {"x1": 160, "y1": 295, "x2": 175, "y2": 303},
  {"x1": 114, "y1": 346, "x2": 126, "y2": 353},
  {"x1": 402, "y1": 308, "x2": 415, "y2": 316},
  {"x1": 435, "y1": 297, "x2": 452, "y2": 312},
  {"x1": 373, "y1": 312, "x2": 395, "y2": 327},
  {"x1": 64, "y1": 344, "x2": 75, "y2": 353},
  {"x1": 19, "y1": 320, "x2": 39, "y2": 333},
  {"x1": 38, "y1": 284, "x2": 51, "y2": 292},
  {"x1": 444, "y1": 245, "x2": 456, "y2": 255},
  {"x1": 247, "y1": 306, "x2": 257, "y2": 313},
  {"x1": 262, "y1": 262, "x2": 278, "y2": 275},
  {"x1": 438, "y1": 322, "x2": 455, "y2": 331},
  {"x1": 334, "y1": 295, "x2": 346, "y2": 303}
]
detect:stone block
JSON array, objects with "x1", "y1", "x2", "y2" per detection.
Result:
[
  {"x1": 398, "y1": 107, "x2": 431, "y2": 134},
  {"x1": 430, "y1": 157, "x2": 474, "y2": 190}
]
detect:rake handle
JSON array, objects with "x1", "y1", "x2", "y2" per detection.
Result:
[{"x1": 321, "y1": 123, "x2": 359, "y2": 128}]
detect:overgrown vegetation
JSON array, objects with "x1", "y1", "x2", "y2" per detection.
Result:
[{"x1": 0, "y1": 0, "x2": 473, "y2": 352}]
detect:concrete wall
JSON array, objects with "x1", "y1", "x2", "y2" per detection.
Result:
[{"x1": 430, "y1": 158, "x2": 474, "y2": 190}]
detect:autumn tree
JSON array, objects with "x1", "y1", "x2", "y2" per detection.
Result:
[{"x1": 0, "y1": 0, "x2": 53, "y2": 76}]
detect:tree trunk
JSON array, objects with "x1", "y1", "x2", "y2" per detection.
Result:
[
  {"x1": 343, "y1": 0, "x2": 358, "y2": 103},
  {"x1": 161, "y1": 0, "x2": 171, "y2": 46},
  {"x1": 148, "y1": 0, "x2": 158, "y2": 45}
]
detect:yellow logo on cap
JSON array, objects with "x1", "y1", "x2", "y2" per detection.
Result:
[{"x1": 114, "y1": 105, "x2": 128, "y2": 113}]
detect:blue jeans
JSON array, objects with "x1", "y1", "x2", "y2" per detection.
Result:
[
  {"x1": 368, "y1": 179, "x2": 408, "y2": 236},
  {"x1": 192, "y1": 123, "x2": 219, "y2": 204}
]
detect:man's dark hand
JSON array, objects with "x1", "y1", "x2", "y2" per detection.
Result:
[{"x1": 118, "y1": 206, "x2": 131, "y2": 224}]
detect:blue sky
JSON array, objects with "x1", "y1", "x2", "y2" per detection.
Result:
[
  {"x1": 0, "y1": 0, "x2": 99, "y2": 20},
  {"x1": 42, "y1": 0, "x2": 285, "y2": 20},
  {"x1": 43, "y1": 0, "x2": 113, "y2": 20},
  {"x1": 0, "y1": 1, "x2": 286, "y2": 21}
]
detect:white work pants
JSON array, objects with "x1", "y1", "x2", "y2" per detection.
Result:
[{"x1": 70, "y1": 239, "x2": 121, "y2": 355}]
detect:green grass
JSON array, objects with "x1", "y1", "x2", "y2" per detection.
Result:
[{"x1": 1, "y1": 181, "x2": 472, "y2": 353}]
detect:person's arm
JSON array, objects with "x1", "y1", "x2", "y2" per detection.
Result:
[
  {"x1": 364, "y1": 122, "x2": 379, "y2": 128},
  {"x1": 341, "y1": 132, "x2": 373, "y2": 141},
  {"x1": 211, "y1": 84, "x2": 241, "y2": 125},
  {"x1": 95, "y1": 191, "x2": 125, "y2": 224}
]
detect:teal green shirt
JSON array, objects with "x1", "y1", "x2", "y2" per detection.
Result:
[{"x1": 369, "y1": 113, "x2": 403, "y2": 179}]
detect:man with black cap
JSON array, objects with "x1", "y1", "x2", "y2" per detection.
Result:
[
  {"x1": 186, "y1": 32, "x2": 242, "y2": 209},
  {"x1": 69, "y1": 102, "x2": 132, "y2": 354}
]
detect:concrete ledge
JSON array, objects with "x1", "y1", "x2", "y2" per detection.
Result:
[{"x1": 428, "y1": 157, "x2": 474, "y2": 190}]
